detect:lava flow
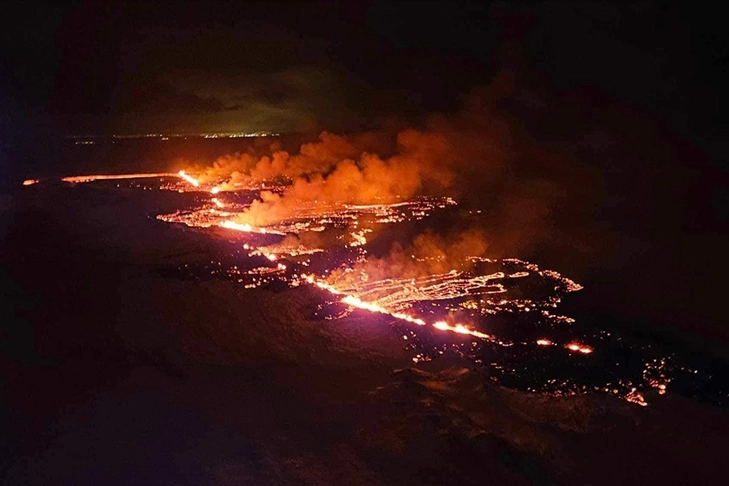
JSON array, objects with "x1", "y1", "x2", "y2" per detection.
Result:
[
  {"x1": 154, "y1": 169, "x2": 656, "y2": 405},
  {"x1": 61, "y1": 172, "x2": 178, "y2": 183},
  {"x1": 28, "y1": 168, "x2": 725, "y2": 408}
]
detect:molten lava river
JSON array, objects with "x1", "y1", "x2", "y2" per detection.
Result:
[{"x1": 28, "y1": 172, "x2": 729, "y2": 407}]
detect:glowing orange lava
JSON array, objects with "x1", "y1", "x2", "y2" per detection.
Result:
[
  {"x1": 625, "y1": 388, "x2": 648, "y2": 407},
  {"x1": 219, "y1": 220, "x2": 285, "y2": 236},
  {"x1": 220, "y1": 220, "x2": 254, "y2": 232},
  {"x1": 177, "y1": 170, "x2": 200, "y2": 187},
  {"x1": 46, "y1": 170, "x2": 598, "y2": 364},
  {"x1": 22, "y1": 179, "x2": 40, "y2": 186},
  {"x1": 566, "y1": 343, "x2": 593, "y2": 354},
  {"x1": 302, "y1": 274, "x2": 503, "y2": 341},
  {"x1": 61, "y1": 172, "x2": 176, "y2": 183}
]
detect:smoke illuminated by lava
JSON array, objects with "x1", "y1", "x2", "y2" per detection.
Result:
[{"x1": 191, "y1": 130, "x2": 455, "y2": 228}]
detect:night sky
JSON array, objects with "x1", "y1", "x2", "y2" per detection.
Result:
[{"x1": 1, "y1": 1, "x2": 727, "y2": 139}]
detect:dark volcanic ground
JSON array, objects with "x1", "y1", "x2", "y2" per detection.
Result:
[{"x1": 2, "y1": 182, "x2": 729, "y2": 485}]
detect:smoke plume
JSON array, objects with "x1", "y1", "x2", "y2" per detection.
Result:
[
  {"x1": 223, "y1": 129, "x2": 456, "y2": 227},
  {"x1": 187, "y1": 68, "x2": 610, "y2": 265},
  {"x1": 327, "y1": 228, "x2": 490, "y2": 286}
]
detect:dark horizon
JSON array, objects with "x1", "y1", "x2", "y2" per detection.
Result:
[{"x1": 1, "y1": 2, "x2": 727, "y2": 135}]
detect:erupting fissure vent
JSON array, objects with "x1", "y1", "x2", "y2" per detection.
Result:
[{"x1": 28, "y1": 169, "x2": 721, "y2": 407}]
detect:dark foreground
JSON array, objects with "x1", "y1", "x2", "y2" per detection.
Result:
[{"x1": 2, "y1": 184, "x2": 728, "y2": 485}]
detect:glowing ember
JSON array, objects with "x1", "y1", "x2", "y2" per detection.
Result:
[
  {"x1": 349, "y1": 230, "x2": 369, "y2": 247},
  {"x1": 625, "y1": 388, "x2": 648, "y2": 407}
]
